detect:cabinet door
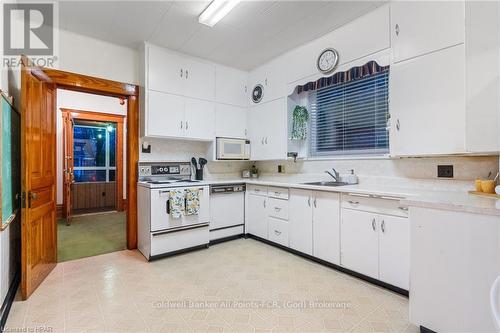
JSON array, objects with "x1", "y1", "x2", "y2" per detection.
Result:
[
  {"x1": 379, "y1": 215, "x2": 409, "y2": 290},
  {"x1": 216, "y1": 65, "x2": 248, "y2": 107},
  {"x1": 245, "y1": 194, "x2": 268, "y2": 239},
  {"x1": 390, "y1": 45, "x2": 465, "y2": 156},
  {"x1": 341, "y1": 209, "x2": 379, "y2": 279},
  {"x1": 265, "y1": 98, "x2": 287, "y2": 160},
  {"x1": 184, "y1": 98, "x2": 215, "y2": 141},
  {"x1": 391, "y1": 1, "x2": 464, "y2": 63},
  {"x1": 148, "y1": 46, "x2": 185, "y2": 95},
  {"x1": 215, "y1": 104, "x2": 247, "y2": 139},
  {"x1": 248, "y1": 103, "x2": 267, "y2": 160},
  {"x1": 289, "y1": 189, "x2": 313, "y2": 255},
  {"x1": 313, "y1": 191, "x2": 341, "y2": 265},
  {"x1": 184, "y1": 58, "x2": 215, "y2": 101},
  {"x1": 147, "y1": 90, "x2": 184, "y2": 138}
]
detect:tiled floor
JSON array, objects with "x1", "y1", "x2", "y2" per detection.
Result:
[{"x1": 5, "y1": 239, "x2": 418, "y2": 333}]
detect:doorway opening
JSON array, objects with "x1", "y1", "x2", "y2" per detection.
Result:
[{"x1": 59, "y1": 108, "x2": 126, "y2": 262}]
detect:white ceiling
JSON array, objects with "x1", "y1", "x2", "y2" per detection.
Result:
[{"x1": 58, "y1": 1, "x2": 385, "y2": 71}]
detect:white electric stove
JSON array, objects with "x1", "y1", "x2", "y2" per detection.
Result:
[{"x1": 137, "y1": 161, "x2": 210, "y2": 260}]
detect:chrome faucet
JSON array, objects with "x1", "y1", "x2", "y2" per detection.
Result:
[{"x1": 325, "y1": 168, "x2": 340, "y2": 182}]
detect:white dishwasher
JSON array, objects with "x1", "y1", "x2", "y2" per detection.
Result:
[{"x1": 209, "y1": 184, "x2": 245, "y2": 242}]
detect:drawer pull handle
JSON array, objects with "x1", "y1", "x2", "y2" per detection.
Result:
[
  {"x1": 372, "y1": 218, "x2": 376, "y2": 232},
  {"x1": 274, "y1": 207, "x2": 281, "y2": 212},
  {"x1": 263, "y1": 200, "x2": 266, "y2": 208},
  {"x1": 313, "y1": 197, "x2": 317, "y2": 208},
  {"x1": 274, "y1": 230, "x2": 281, "y2": 236},
  {"x1": 381, "y1": 220, "x2": 385, "y2": 233},
  {"x1": 308, "y1": 197, "x2": 311, "y2": 207},
  {"x1": 274, "y1": 192, "x2": 280, "y2": 196},
  {"x1": 348, "y1": 200, "x2": 359, "y2": 205},
  {"x1": 398, "y1": 206, "x2": 409, "y2": 211}
]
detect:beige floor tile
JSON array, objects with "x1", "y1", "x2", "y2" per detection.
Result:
[{"x1": 5, "y1": 239, "x2": 413, "y2": 333}]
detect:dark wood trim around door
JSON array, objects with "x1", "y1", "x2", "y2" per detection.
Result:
[
  {"x1": 41, "y1": 67, "x2": 139, "y2": 250},
  {"x1": 60, "y1": 108, "x2": 125, "y2": 214}
]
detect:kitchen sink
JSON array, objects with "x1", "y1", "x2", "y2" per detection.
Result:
[{"x1": 301, "y1": 181, "x2": 349, "y2": 187}]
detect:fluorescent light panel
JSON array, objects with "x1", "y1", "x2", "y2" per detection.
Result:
[{"x1": 199, "y1": 0, "x2": 241, "y2": 27}]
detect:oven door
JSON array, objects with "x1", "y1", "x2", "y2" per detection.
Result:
[
  {"x1": 216, "y1": 138, "x2": 249, "y2": 160},
  {"x1": 150, "y1": 186, "x2": 210, "y2": 232}
]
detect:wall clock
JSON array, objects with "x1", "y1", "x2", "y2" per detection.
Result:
[
  {"x1": 317, "y1": 48, "x2": 339, "y2": 74},
  {"x1": 252, "y1": 84, "x2": 264, "y2": 103}
]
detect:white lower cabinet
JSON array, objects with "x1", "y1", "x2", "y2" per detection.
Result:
[
  {"x1": 289, "y1": 189, "x2": 341, "y2": 261},
  {"x1": 268, "y1": 217, "x2": 289, "y2": 247},
  {"x1": 245, "y1": 193, "x2": 268, "y2": 239},
  {"x1": 341, "y1": 209, "x2": 380, "y2": 279},
  {"x1": 289, "y1": 189, "x2": 313, "y2": 255},
  {"x1": 341, "y1": 207, "x2": 409, "y2": 290},
  {"x1": 312, "y1": 191, "x2": 341, "y2": 265},
  {"x1": 378, "y1": 214, "x2": 410, "y2": 290}
]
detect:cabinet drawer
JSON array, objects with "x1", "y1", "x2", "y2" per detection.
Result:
[
  {"x1": 247, "y1": 185, "x2": 267, "y2": 196},
  {"x1": 268, "y1": 197, "x2": 289, "y2": 220},
  {"x1": 268, "y1": 217, "x2": 289, "y2": 247},
  {"x1": 342, "y1": 193, "x2": 408, "y2": 217},
  {"x1": 268, "y1": 186, "x2": 289, "y2": 200}
]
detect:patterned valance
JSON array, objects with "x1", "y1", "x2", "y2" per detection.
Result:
[{"x1": 297, "y1": 60, "x2": 390, "y2": 94}]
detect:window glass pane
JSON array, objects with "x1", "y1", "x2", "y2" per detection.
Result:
[
  {"x1": 74, "y1": 170, "x2": 106, "y2": 182},
  {"x1": 309, "y1": 69, "x2": 389, "y2": 157},
  {"x1": 109, "y1": 169, "x2": 115, "y2": 181},
  {"x1": 74, "y1": 126, "x2": 107, "y2": 167},
  {"x1": 108, "y1": 124, "x2": 116, "y2": 167}
]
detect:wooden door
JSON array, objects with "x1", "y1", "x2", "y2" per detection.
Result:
[
  {"x1": 62, "y1": 111, "x2": 74, "y2": 224},
  {"x1": 288, "y1": 189, "x2": 313, "y2": 255},
  {"x1": 340, "y1": 209, "x2": 379, "y2": 280},
  {"x1": 312, "y1": 191, "x2": 341, "y2": 265},
  {"x1": 20, "y1": 61, "x2": 57, "y2": 299}
]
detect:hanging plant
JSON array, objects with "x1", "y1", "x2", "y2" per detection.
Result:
[{"x1": 291, "y1": 105, "x2": 309, "y2": 140}]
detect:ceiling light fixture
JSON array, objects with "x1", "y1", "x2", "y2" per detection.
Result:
[{"x1": 198, "y1": 0, "x2": 240, "y2": 27}]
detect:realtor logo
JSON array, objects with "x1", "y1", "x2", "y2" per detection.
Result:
[{"x1": 3, "y1": 3, "x2": 54, "y2": 56}]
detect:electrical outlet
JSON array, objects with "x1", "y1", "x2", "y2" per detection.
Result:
[
  {"x1": 278, "y1": 165, "x2": 285, "y2": 173},
  {"x1": 437, "y1": 165, "x2": 453, "y2": 178}
]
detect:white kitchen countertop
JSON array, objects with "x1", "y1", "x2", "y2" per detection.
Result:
[{"x1": 205, "y1": 177, "x2": 500, "y2": 216}]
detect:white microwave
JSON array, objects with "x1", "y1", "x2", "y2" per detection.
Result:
[{"x1": 216, "y1": 138, "x2": 250, "y2": 160}]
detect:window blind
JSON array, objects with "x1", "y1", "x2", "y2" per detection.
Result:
[{"x1": 309, "y1": 69, "x2": 389, "y2": 157}]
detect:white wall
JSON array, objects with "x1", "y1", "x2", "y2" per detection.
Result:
[{"x1": 56, "y1": 89, "x2": 127, "y2": 205}]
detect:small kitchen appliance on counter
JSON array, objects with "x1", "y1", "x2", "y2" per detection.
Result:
[
  {"x1": 209, "y1": 183, "x2": 245, "y2": 242},
  {"x1": 137, "y1": 161, "x2": 210, "y2": 260}
]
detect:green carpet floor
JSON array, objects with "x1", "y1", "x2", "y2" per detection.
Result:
[{"x1": 58, "y1": 211, "x2": 126, "y2": 262}]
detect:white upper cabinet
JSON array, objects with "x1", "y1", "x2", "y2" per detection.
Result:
[
  {"x1": 248, "y1": 59, "x2": 286, "y2": 105},
  {"x1": 248, "y1": 98, "x2": 287, "y2": 160},
  {"x1": 184, "y1": 98, "x2": 215, "y2": 141},
  {"x1": 148, "y1": 46, "x2": 185, "y2": 96},
  {"x1": 390, "y1": 45, "x2": 466, "y2": 156},
  {"x1": 147, "y1": 44, "x2": 215, "y2": 101},
  {"x1": 215, "y1": 104, "x2": 247, "y2": 139},
  {"x1": 391, "y1": 1, "x2": 464, "y2": 63},
  {"x1": 147, "y1": 90, "x2": 184, "y2": 138},
  {"x1": 215, "y1": 65, "x2": 248, "y2": 107}
]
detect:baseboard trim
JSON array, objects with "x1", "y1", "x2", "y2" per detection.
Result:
[
  {"x1": 246, "y1": 234, "x2": 409, "y2": 297},
  {"x1": 209, "y1": 234, "x2": 244, "y2": 245},
  {"x1": 0, "y1": 270, "x2": 20, "y2": 332}
]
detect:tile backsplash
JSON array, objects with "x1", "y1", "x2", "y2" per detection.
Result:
[{"x1": 139, "y1": 138, "x2": 250, "y2": 178}]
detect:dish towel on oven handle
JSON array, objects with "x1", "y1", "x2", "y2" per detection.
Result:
[
  {"x1": 169, "y1": 189, "x2": 185, "y2": 219},
  {"x1": 185, "y1": 188, "x2": 200, "y2": 216}
]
